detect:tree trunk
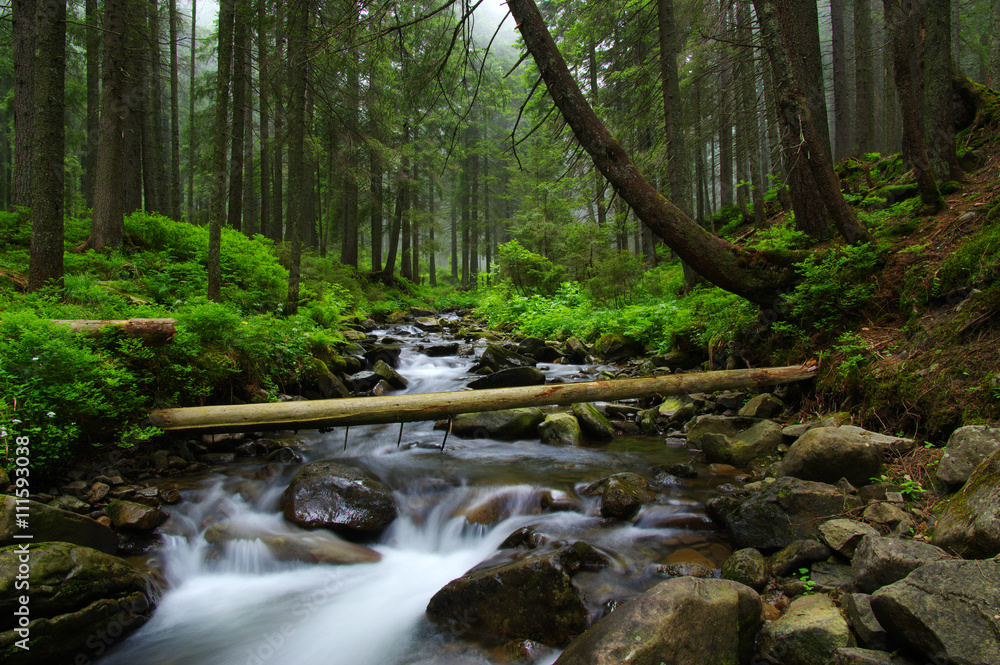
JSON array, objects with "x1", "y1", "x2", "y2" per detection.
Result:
[
  {"x1": 341, "y1": 60, "x2": 360, "y2": 268},
  {"x1": 922, "y1": 0, "x2": 964, "y2": 181},
  {"x1": 755, "y1": 0, "x2": 872, "y2": 245},
  {"x1": 84, "y1": 0, "x2": 100, "y2": 210},
  {"x1": 88, "y1": 0, "x2": 128, "y2": 250},
  {"x1": 227, "y1": 0, "x2": 249, "y2": 232},
  {"x1": 12, "y1": 0, "x2": 35, "y2": 209},
  {"x1": 370, "y1": 142, "x2": 383, "y2": 272},
  {"x1": 169, "y1": 0, "x2": 182, "y2": 220},
  {"x1": 382, "y1": 173, "x2": 405, "y2": 281},
  {"x1": 147, "y1": 0, "x2": 168, "y2": 214},
  {"x1": 149, "y1": 364, "x2": 818, "y2": 434},
  {"x1": 187, "y1": 0, "x2": 196, "y2": 223},
  {"x1": 450, "y1": 174, "x2": 458, "y2": 280},
  {"x1": 884, "y1": 0, "x2": 946, "y2": 212},
  {"x1": 831, "y1": 0, "x2": 853, "y2": 162},
  {"x1": 990, "y1": 0, "x2": 1000, "y2": 86},
  {"x1": 411, "y1": 163, "x2": 421, "y2": 283},
  {"x1": 506, "y1": 0, "x2": 801, "y2": 305},
  {"x1": 28, "y1": 0, "x2": 65, "y2": 291},
  {"x1": 428, "y1": 179, "x2": 437, "y2": 286},
  {"x1": 588, "y1": 37, "x2": 607, "y2": 227},
  {"x1": 854, "y1": 0, "x2": 876, "y2": 155},
  {"x1": 285, "y1": 0, "x2": 308, "y2": 314},
  {"x1": 737, "y1": 0, "x2": 766, "y2": 228},
  {"x1": 258, "y1": 0, "x2": 272, "y2": 240},
  {"x1": 122, "y1": 0, "x2": 144, "y2": 215},
  {"x1": 53, "y1": 318, "x2": 178, "y2": 344},
  {"x1": 207, "y1": 0, "x2": 235, "y2": 301}
]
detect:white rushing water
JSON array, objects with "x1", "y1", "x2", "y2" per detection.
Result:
[{"x1": 98, "y1": 327, "x2": 724, "y2": 665}]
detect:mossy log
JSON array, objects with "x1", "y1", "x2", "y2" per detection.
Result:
[
  {"x1": 52, "y1": 318, "x2": 178, "y2": 345},
  {"x1": 148, "y1": 364, "x2": 817, "y2": 434}
]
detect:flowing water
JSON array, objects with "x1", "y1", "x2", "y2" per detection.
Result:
[{"x1": 99, "y1": 324, "x2": 740, "y2": 665}]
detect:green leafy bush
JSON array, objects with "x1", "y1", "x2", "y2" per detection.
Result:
[
  {"x1": 494, "y1": 240, "x2": 565, "y2": 296},
  {"x1": 783, "y1": 243, "x2": 885, "y2": 329}
]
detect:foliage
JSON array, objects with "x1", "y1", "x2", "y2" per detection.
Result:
[
  {"x1": 586, "y1": 250, "x2": 645, "y2": 307},
  {"x1": 494, "y1": 240, "x2": 565, "y2": 296},
  {"x1": 931, "y1": 220, "x2": 1000, "y2": 297},
  {"x1": 783, "y1": 243, "x2": 885, "y2": 329}
]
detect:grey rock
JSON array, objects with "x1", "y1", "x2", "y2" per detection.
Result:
[
  {"x1": 819, "y1": 519, "x2": 881, "y2": 557},
  {"x1": 424, "y1": 342, "x2": 459, "y2": 357},
  {"x1": 281, "y1": 461, "x2": 397, "y2": 537},
  {"x1": 701, "y1": 420, "x2": 783, "y2": 466},
  {"x1": 832, "y1": 647, "x2": 920, "y2": 665},
  {"x1": 770, "y1": 539, "x2": 834, "y2": 577},
  {"x1": 480, "y1": 344, "x2": 536, "y2": 371},
  {"x1": 757, "y1": 593, "x2": 854, "y2": 665},
  {"x1": 931, "y1": 446, "x2": 1000, "y2": 558},
  {"x1": 372, "y1": 359, "x2": 408, "y2": 390},
  {"x1": 553, "y1": 577, "x2": 761, "y2": 665},
  {"x1": 724, "y1": 476, "x2": 860, "y2": 550},
  {"x1": 592, "y1": 333, "x2": 643, "y2": 363},
  {"x1": 538, "y1": 413, "x2": 584, "y2": 447},
  {"x1": 450, "y1": 408, "x2": 546, "y2": 439},
  {"x1": 345, "y1": 370, "x2": 382, "y2": 393},
  {"x1": 363, "y1": 343, "x2": 402, "y2": 368},
  {"x1": 871, "y1": 558, "x2": 1000, "y2": 665},
  {"x1": 106, "y1": 500, "x2": 168, "y2": 531},
  {"x1": 738, "y1": 393, "x2": 784, "y2": 418},
  {"x1": 0, "y1": 497, "x2": 118, "y2": 554},
  {"x1": 778, "y1": 427, "x2": 884, "y2": 487},
  {"x1": 572, "y1": 402, "x2": 615, "y2": 440},
  {"x1": 582, "y1": 473, "x2": 657, "y2": 520},
  {"x1": 852, "y1": 535, "x2": 951, "y2": 593},
  {"x1": 468, "y1": 366, "x2": 545, "y2": 389},
  {"x1": 685, "y1": 415, "x2": 755, "y2": 449},
  {"x1": 844, "y1": 593, "x2": 888, "y2": 650},
  {"x1": 517, "y1": 337, "x2": 562, "y2": 362},
  {"x1": 721, "y1": 547, "x2": 768, "y2": 591}
]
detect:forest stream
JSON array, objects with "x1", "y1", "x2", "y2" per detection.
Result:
[{"x1": 96, "y1": 323, "x2": 740, "y2": 665}]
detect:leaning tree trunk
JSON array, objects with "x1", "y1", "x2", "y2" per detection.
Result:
[{"x1": 506, "y1": 0, "x2": 802, "y2": 306}]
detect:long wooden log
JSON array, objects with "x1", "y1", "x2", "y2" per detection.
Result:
[
  {"x1": 149, "y1": 364, "x2": 817, "y2": 434},
  {"x1": 52, "y1": 318, "x2": 178, "y2": 345}
]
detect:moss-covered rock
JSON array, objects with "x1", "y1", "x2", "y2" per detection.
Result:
[
  {"x1": 582, "y1": 473, "x2": 657, "y2": 520},
  {"x1": 721, "y1": 548, "x2": 768, "y2": 591},
  {"x1": 777, "y1": 427, "x2": 885, "y2": 487},
  {"x1": 572, "y1": 402, "x2": 615, "y2": 440},
  {"x1": 592, "y1": 333, "x2": 643, "y2": 363},
  {"x1": 757, "y1": 594, "x2": 854, "y2": 665},
  {"x1": 701, "y1": 420, "x2": 783, "y2": 466},
  {"x1": 450, "y1": 408, "x2": 546, "y2": 439},
  {"x1": 931, "y1": 447, "x2": 1000, "y2": 557},
  {"x1": 0, "y1": 496, "x2": 117, "y2": 554},
  {"x1": 538, "y1": 413, "x2": 583, "y2": 447},
  {"x1": 553, "y1": 577, "x2": 761, "y2": 665},
  {"x1": 106, "y1": 500, "x2": 168, "y2": 531}
]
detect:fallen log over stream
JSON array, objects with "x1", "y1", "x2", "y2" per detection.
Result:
[
  {"x1": 148, "y1": 364, "x2": 817, "y2": 434},
  {"x1": 53, "y1": 318, "x2": 178, "y2": 345}
]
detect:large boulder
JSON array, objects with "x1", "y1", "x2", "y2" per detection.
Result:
[
  {"x1": 480, "y1": 344, "x2": 537, "y2": 371},
  {"x1": 562, "y1": 337, "x2": 590, "y2": 363},
  {"x1": 937, "y1": 425, "x2": 1000, "y2": 490},
  {"x1": 724, "y1": 477, "x2": 860, "y2": 550},
  {"x1": 777, "y1": 427, "x2": 884, "y2": 487},
  {"x1": 757, "y1": 594, "x2": 854, "y2": 665},
  {"x1": 582, "y1": 473, "x2": 657, "y2": 520},
  {"x1": 517, "y1": 337, "x2": 562, "y2": 362},
  {"x1": 818, "y1": 518, "x2": 881, "y2": 558},
  {"x1": 833, "y1": 647, "x2": 920, "y2": 665},
  {"x1": 468, "y1": 366, "x2": 546, "y2": 390},
  {"x1": 281, "y1": 461, "x2": 397, "y2": 537},
  {"x1": 426, "y1": 542, "x2": 608, "y2": 647},
  {"x1": 344, "y1": 370, "x2": 383, "y2": 393},
  {"x1": 363, "y1": 343, "x2": 402, "y2": 368},
  {"x1": 106, "y1": 500, "x2": 168, "y2": 531},
  {"x1": 685, "y1": 415, "x2": 755, "y2": 450},
  {"x1": 931, "y1": 447, "x2": 1000, "y2": 558},
  {"x1": 553, "y1": 577, "x2": 761, "y2": 665},
  {"x1": 572, "y1": 403, "x2": 615, "y2": 441},
  {"x1": 851, "y1": 534, "x2": 951, "y2": 593},
  {"x1": 372, "y1": 359, "x2": 408, "y2": 390},
  {"x1": 592, "y1": 333, "x2": 643, "y2": 363},
  {"x1": 538, "y1": 413, "x2": 584, "y2": 447},
  {"x1": 0, "y1": 542, "x2": 154, "y2": 665},
  {"x1": 701, "y1": 420, "x2": 783, "y2": 466},
  {"x1": 450, "y1": 408, "x2": 546, "y2": 439},
  {"x1": 871, "y1": 558, "x2": 1000, "y2": 665},
  {"x1": 0, "y1": 496, "x2": 117, "y2": 554}
]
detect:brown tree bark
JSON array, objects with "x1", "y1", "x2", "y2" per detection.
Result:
[
  {"x1": 884, "y1": 0, "x2": 946, "y2": 212},
  {"x1": 854, "y1": 0, "x2": 877, "y2": 155},
  {"x1": 506, "y1": 0, "x2": 800, "y2": 305},
  {"x1": 169, "y1": 0, "x2": 182, "y2": 220},
  {"x1": 53, "y1": 318, "x2": 177, "y2": 344},
  {"x1": 122, "y1": 0, "x2": 144, "y2": 215},
  {"x1": 149, "y1": 365, "x2": 818, "y2": 434},
  {"x1": 12, "y1": 0, "x2": 35, "y2": 209},
  {"x1": 831, "y1": 0, "x2": 853, "y2": 162},
  {"x1": 258, "y1": 0, "x2": 272, "y2": 241},
  {"x1": 923, "y1": 0, "x2": 964, "y2": 181},
  {"x1": 28, "y1": 0, "x2": 66, "y2": 291},
  {"x1": 84, "y1": 0, "x2": 100, "y2": 210},
  {"x1": 341, "y1": 58, "x2": 360, "y2": 268},
  {"x1": 187, "y1": 0, "x2": 196, "y2": 223},
  {"x1": 207, "y1": 0, "x2": 236, "y2": 301},
  {"x1": 87, "y1": 0, "x2": 129, "y2": 250},
  {"x1": 227, "y1": 0, "x2": 249, "y2": 232},
  {"x1": 285, "y1": 0, "x2": 309, "y2": 314}
]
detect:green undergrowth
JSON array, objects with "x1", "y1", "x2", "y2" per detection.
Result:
[{"x1": 0, "y1": 210, "x2": 469, "y2": 479}]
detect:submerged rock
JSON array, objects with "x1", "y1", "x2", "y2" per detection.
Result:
[
  {"x1": 281, "y1": 461, "x2": 397, "y2": 538},
  {"x1": 426, "y1": 543, "x2": 608, "y2": 647},
  {"x1": 582, "y1": 472, "x2": 657, "y2": 520},
  {"x1": 203, "y1": 520, "x2": 381, "y2": 564},
  {"x1": 553, "y1": 577, "x2": 761, "y2": 665},
  {"x1": 871, "y1": 558, "x2": 1000, "y2": 665}
]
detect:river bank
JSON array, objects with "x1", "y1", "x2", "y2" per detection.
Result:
[{"x1": 2, "y1": 311, "x2": 998, "y2": 664}]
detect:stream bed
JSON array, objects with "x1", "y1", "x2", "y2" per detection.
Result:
[{"x1": 98, "y1": 325, "x2": 741, "y2": 665}]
